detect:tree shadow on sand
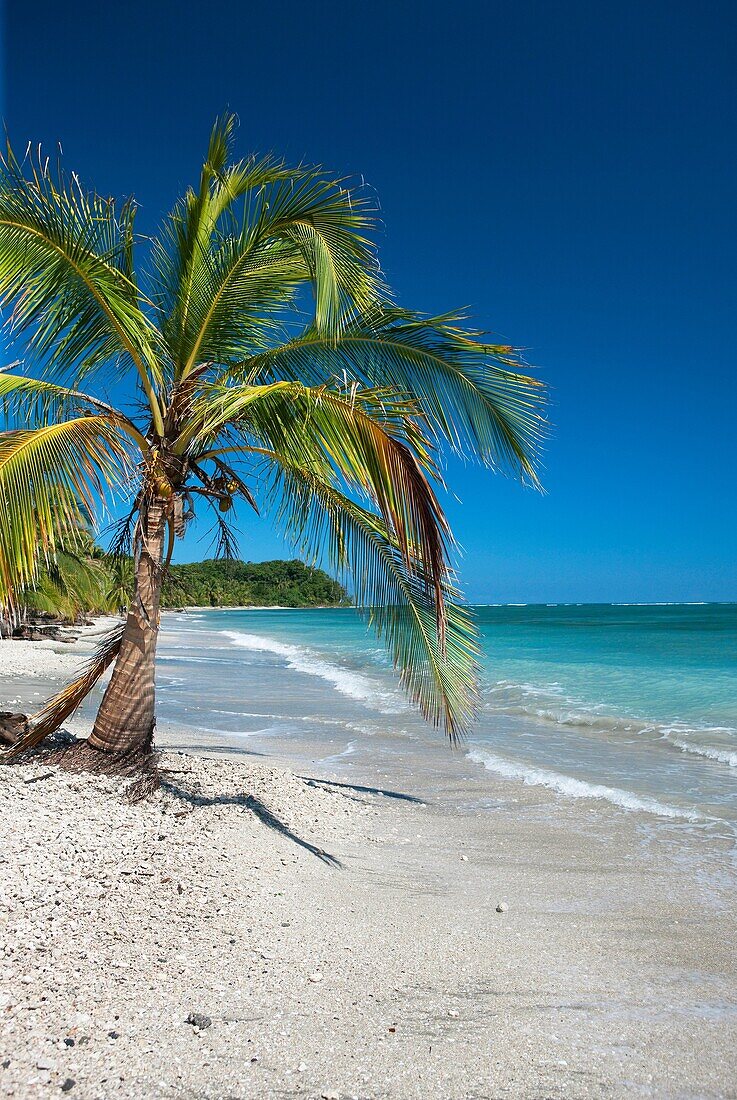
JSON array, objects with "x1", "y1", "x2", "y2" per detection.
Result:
[
  {"x1": 299, "y1": 776, "x2": 426, "y2": 806},
  {"x1": 161, "y1": 741, "x2": 269, "y2": 759},
  {"x1": 158, "y1": 776, "x2": 343, "y2": 868}
]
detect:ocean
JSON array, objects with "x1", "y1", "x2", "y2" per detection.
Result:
[{"x1": 156, "y1": 603, "x2": 737, "y2": 843}]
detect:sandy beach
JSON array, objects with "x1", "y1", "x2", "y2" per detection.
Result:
[{"x1": 1, "y1": 623, "x2": 736, "y2": 1099}]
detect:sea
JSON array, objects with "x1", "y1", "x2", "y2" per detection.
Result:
[{"x1": 155, "y1": 603, "x2": 737, "y2": 851}]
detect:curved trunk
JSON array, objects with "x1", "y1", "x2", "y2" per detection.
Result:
[{"x1": 88, "y1": 498, "x2": 167, "y2": 754}]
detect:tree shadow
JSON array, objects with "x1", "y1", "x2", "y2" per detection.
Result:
[
  {"x1": 245, "y1": 794, "x2": 343, "y2": 868},
  {"x1": 158, "y1": 779, "x2": 343, "y2": 868},
  {"x1": 299, "y1": 776, "x2": 426, "y2": 805},
  {"x1": 160, "y1": 741, "x2": 268, "y2": 759}
]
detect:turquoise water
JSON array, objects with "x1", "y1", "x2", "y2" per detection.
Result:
[{"x1": 156, "y1": 603, "x2": 737, "y2": 831}]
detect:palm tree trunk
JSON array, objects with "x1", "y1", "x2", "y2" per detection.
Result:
[{"x1": 88, "y1": 497, "x2": 167, "y2": 754}]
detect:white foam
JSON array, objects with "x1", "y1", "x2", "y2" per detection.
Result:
[
  {"x1": 467, "y1": 749, "x2": 701, "y2": 820},
  {"x1": 159, "y1": 654, "x2": 225, "y2": 664},
  {"x1": 663, "y1": 732, "x2": 737, "y2": 768},
  {"x1": 197, "y1": 724, "x2": 278, "y2": 738},
  {"x1": 483, "y1": 681, "x2": 737, "y2": 768},
  {"x1": 318, "y1": 740, "x2": 358, "y2": 765},
  {"x1": 221, "y1": 630, "x2": 404, "y2": 713}
]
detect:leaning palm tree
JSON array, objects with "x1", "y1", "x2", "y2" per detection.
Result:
[{"x1": 0, "y1": 114, "x2": 545, "y2": 765}]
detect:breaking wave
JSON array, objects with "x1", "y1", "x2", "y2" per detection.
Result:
[
  {"x1": 221, "y1": 630, "x2": 404, "y2": 714},
  {"x1": 467, "y1": 749, "x2": 702, "y2": 820},
  {"x1": 483, "y1": 681, "x2": 737, "y2": 770}
]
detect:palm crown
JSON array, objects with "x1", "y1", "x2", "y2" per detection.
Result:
[{"x1": 0, "y1": 114, "x2": 546, "y2": 757}]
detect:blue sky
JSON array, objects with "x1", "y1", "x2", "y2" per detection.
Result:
[{"x1": 3, "y1": 0, "x2": 736, "y2": 602}]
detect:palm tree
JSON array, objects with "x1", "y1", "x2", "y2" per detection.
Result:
[
  {"x1": 11, "y1": 518, "x2": 115, "y2": 625},
  {"x1": 104, "y1": 556, "x2": 134, "y2": 616},
  {"x1": 0, "y1": 114, "x2": 545, "y2": 765}
]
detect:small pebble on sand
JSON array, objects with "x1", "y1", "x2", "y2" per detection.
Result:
[{"x1": 185, "y1": 1012, "x2": 212, "y2": 1029}]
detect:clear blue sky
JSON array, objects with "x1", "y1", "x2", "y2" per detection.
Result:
[{"x1": 3, "y1": 0, "x2": 736, "y2": 602}]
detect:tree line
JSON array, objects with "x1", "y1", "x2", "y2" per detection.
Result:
[
  {"x1": 161, "y1": 558, "x2": 347, "y2": 609},
  {"x1": 4, "y1": 550, "x2": 347, "y2": 631}
]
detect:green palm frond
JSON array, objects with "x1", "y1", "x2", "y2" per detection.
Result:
[
  {"x1": 172, "y1": 236, "x2": 307, "y2": 376},
  {"x1": 22, "y1": 548, "x2": 111, "y2": 620},
  {"x1": 0, "y1": 416, "x2": 138, "y2": 608},
  {"x1": 153, "y1": 115, "x2": 382, "y2": 379},
  {"x1": 151, "y1": 118, "x2": 305, "y2": 373},
  {"x1": 254, "y1": 171, "x2": 383, "y2": 336},
  {"x1": 243, "y1": 308, "x2": 547, "y2": 484},
  {"x1": 266, "y1": 458, "x2": 479, "y2": 739},
  {"x1": 105, "y1": 556, "x2": 134, "y2": 610},
  {"x1": 0, "y1": 145, "x2": 165, "y2": 433},
  {"x1": 179, "y1": 380, "x2": 450, "y2": 618},
  {"x1": 0, "y1": 371, "x2": 149, "y2": 451},
  {"x1": 201, "y1": 113, "x2": 299, "y2": 223}
]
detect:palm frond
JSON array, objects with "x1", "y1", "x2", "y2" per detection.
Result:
[
  {"x1": 173, "y1": 235, "x2": 306, "y2": 377},
  {"x1": 0, "y1": 416, "x2": 138, "y2": 610},
  {"x1": 251, "y1": 173, "x2": 382, "y2": 338},
  {"x1": 0, "y1": 369, "x2": 108, "y2": 424},
  {"x1": 177, "y1": 381, "x2": 450, "y2": 623},
  {"x1": 22, "y1": 548, "x2": 112, "y2": 621},
  {"x1": 266, "y1": 458, "x2": 479, "y2": 739},
  {"x1": 243, "y1": 308, "x2": 547, "y2": 484},
  {"x1": 203, "y1": 113, "x2": 299, "y2": 224},
  {"x1": 0, "y1": 370, "x2": 150, "y2": 453},
  {"x1": 0, "y1": 143, "x2": 165, "y2": 433},
  {"x1": 151, "y1": 115, "x2": 383, "y2": 378},
  {"x1": 104, "y1": 556, "x2": 134, "y2": 610},
  {"x1": 151, "y1": 115, "x2": 305, "y2": 373},
  {"x1": 1, "y1": 623, "x2": 125, "y2": 760}
]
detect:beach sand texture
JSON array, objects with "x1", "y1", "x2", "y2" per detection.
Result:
[{"x1": 1, "y1": 625, "x2": 736, "y2": 1099}]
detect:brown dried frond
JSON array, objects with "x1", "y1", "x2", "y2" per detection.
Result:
[{"x1": 0, "y1": 624, "x2": 124, "y2": 762}]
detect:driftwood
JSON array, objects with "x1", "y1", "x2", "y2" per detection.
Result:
[{"x1": 0, "y1": 712, "x2": 29, "y2": 748}]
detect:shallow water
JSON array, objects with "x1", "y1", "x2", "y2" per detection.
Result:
[{"x1": 154, "y1": 604, "x2": 737, "y2": 842}]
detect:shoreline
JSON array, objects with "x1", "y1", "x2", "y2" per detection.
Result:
[
  {"x1": 2, "y1": 625, "x2": 737, "y2": 1097},
  {"x1": 162, "y1": 605, "x2": 349, "y2": 612}
]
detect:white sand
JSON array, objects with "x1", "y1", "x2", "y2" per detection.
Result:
[
  {"x1": 1, "y1": 630, "x2": 736, "y2": 1098},
  {"x1": 0, "y1": 618, "x2": 121, "y2": 681}
]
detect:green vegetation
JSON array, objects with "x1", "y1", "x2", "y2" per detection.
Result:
[
  {"x1": 21, "y1": 550, "x2": 111, "y2": 622},
  {"x1": 13, "y1": 553, "x2": 346, "y2": 621},
  {"x1": 0, "y1": 113, "x2": 545, "y2": 760},
  {"x1": 10, "y1": 528, "x2": 114, "y2": 627},
  {"x1": 162, "y1": 558, "x2": 346, "y2": 608}
]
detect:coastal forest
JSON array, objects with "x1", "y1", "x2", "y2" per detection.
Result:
[
  {"x1": 4, "y1": 548, "x2": 346, "y2": 632},
  {"x1": 162, "y1": 559, "x2": 346, "y2": 609}
]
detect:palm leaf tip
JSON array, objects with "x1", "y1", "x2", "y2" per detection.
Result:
[
  {"x1": 267, "y1": 461, "x2": 480, "y2": 740},
  {"x1": 205, "y1": 112, "x2": 238, "y2": 175}
]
